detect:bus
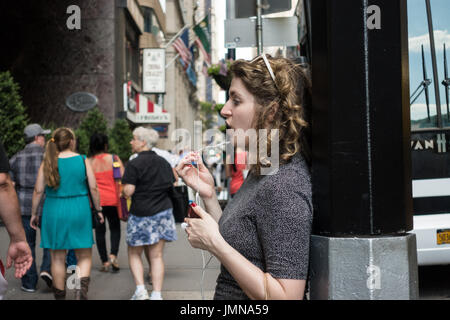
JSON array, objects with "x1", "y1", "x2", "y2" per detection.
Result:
[{"x1": 408, "y1": 0, "x2": 450, "y2": 266}]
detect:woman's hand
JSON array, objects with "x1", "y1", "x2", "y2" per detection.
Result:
[
  {"x1": 184, "y1": 202, "x2": 224, "y2": 254},
  {"x1": 98, "y1": 212, "x2": 104, "y2": 224},
  {"x1": 30, "y1": 215, "x2": 39, "y2": 230},
  {"x1": 176, "y1": 152, "x2": 215, "y2": 199}
]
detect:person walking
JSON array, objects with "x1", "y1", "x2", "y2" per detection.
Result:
[
  {"x1": 88, "y1": 133, "x2": 124, "y2": 273},
  {"x1": 177, "y1": 55, "x2": 313, "y2": 300},
  {"x1": 122, "y1": 127, "x2": 177, "y2": 300},
  {"x1": 30, "y1": 128, "x2": 104, "y2": 300},
  {"x1": 9, "y1": 124, "x2": 52, "y2": 292},
  {"x1": 0, "y1": 139, "x2": 33, "y2": 300},
  {"x1": 225, "y1": 147, "x2": 247, "y2": 199}
]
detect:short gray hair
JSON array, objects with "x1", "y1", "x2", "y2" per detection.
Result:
[{"x1": 133, "y1": 127, "x2": 159, "y2": 149}]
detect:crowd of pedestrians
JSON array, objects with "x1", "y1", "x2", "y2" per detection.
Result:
[{"x1": 0, "y1": 55, "x2": 312, "y2": 300}]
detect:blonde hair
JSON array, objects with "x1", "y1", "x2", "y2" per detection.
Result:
[
  {"x1": 43, "y1": 127, "x2": 76, "y2": 189},
  {"x1": 229, "y1": 55, "x2": 312, "y2": 175}
]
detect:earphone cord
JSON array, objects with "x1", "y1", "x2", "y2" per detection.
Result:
[{"x1": 195, "y1": 156, "x2": 215, "y2": 300}]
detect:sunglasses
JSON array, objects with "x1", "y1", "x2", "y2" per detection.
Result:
[{"x1": 250, "y1": 53, "x2": 277, "y2": 84}]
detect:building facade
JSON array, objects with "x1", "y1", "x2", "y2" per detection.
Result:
[{"x1": 0, "y1": 0, "x2": 216, "y2": 152}]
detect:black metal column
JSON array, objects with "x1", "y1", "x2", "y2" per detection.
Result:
[
  {"x1": 311, "y1": 0, "x2": 412, "y2": 236},
  {"x1": 308, "y1": 0, "x2": 418, "y2": 300}
]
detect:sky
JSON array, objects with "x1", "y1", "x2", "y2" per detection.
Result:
[{"x1": 407, "y1": 0, "x2": 450, "y2": 122}]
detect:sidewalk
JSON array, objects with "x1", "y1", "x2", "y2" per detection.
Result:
[{"x1": 0, "y1": 222, "x2": 220, "y2": 300}]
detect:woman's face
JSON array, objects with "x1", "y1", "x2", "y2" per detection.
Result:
[
  {"x1": 130, "y1": 135, "x2": 145, "y2": 153},
  {"x1": 221, "y1": 77, "x2": 257, "y2": 133}
]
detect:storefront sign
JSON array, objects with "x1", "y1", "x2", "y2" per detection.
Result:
[
  {"x1": 143, "y1": 48, "x2": 165, "y2": 93},
  {"x1": 124, "y1": 81, "x2": 170, "y2": 124},
  {"x1": 127, "y1": 111, "x2": 171, "y2": 124}
]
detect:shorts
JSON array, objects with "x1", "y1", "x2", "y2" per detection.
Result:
[{"x1": 126, "y1": 208, "x2": 177, "y2": 247}]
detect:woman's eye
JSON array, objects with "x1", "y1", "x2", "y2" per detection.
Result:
[{"x1": 233, "y1": 99, "x2": 240, "y2": 105}]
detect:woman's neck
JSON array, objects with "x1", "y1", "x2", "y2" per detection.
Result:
[{"x1": 58, "y1": 149, "x2": 77, "y2": 158}]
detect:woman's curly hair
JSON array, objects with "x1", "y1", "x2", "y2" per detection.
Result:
[{"x1": 229, "y1": 55, "x2": 312, "y2": 175}]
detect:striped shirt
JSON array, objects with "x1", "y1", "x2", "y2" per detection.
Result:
[{"x1": 9, "y1": 143, "x2": 45, "y2": 216}]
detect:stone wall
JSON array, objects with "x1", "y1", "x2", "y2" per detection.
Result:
[{"x1": 0, "y1": 0, "x2": 117, "y2": 128}]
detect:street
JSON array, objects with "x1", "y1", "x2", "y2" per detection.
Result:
[
  {"x1": 419, "y1": 265, "x2": 450, "y2": 300},
  {"x1": 1, "y1": 221, "x2": 450, "y2": 300},
  {"x1": 0, "y1": 222, "x2": 220, "y2": 300}
]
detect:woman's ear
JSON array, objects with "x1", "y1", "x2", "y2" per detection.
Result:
[{"x1": 267, "y1": 102, "x2": 279, "y2": 122}]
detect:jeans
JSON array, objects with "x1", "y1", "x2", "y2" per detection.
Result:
[
  {"x1": 95, "y1": 206, "x2": 121, "y2": 263},
  {"x1": 66, "y1": 250, "x2": 77, "y2": 267},
  {"x1": 21, "y1": 216, "x2": 51, "y2": 290}
]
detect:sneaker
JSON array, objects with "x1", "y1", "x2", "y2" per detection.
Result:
[
  {"x1": 150, "y1": 292, "x2": 162, "y2": 300},
  {"x1": 40, "y1": 271, "x2": 53, "y2": 289},
  {"x1": 21, "y1": 286, "x2": 36, "y2": 293},
  {"x1": 130, "y1": 290, "x2": 150, "y2": 300},
  {"x1": 66, "y1": 265, "x2": 77, "y2": 274}
]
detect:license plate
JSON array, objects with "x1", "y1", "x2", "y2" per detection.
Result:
[{"x1": 437, "y1": 229, "x2": 450, "y2": 245}]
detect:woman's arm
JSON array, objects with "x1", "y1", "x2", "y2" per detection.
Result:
[
  {"x1": 122, "y1": 184, "x2": 135, "y2": 198},
  {"x1": 30, "y1": 164, "x2": 45, "y2": 230},
  {"x1": 118, "y1": 157, "x2": 125, "y2": 177},
  {"x1": 185, "y1": 204, "x2": 305, "y2": 300},
  {"x1": 85, "y1": 158, "x2": 101, "y2": 211}
]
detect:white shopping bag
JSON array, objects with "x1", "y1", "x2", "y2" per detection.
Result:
[{"x1": 0, "y1": 260, "x2": 7, "y2": 300}]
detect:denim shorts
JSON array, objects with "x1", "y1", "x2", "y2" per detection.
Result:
[{"x1": 126, "y1": 208, "x2": 177, "y2": 247}]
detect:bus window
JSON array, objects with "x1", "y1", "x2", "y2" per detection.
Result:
[{"x1": 408, "y1": 0, "x2": 449, "y2": 130}]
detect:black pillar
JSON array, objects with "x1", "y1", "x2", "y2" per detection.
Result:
[{"x1": 311, "y1": 0, "x2": 412, "y2": 236}]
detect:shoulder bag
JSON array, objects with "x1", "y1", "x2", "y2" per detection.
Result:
[{"x1": 112, "y1": 155, "x2": 130, "y2": 222}]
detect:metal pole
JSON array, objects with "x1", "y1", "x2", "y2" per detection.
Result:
[
  {"x1": 256, "y1": 0, "x2": 263, "y2": 55},
  {"x1": 425, "y1": 0, "x2": 442, "y2": 127}
]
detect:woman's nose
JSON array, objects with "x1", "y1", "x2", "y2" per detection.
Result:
[{"x1": 220, "y1": 100, "x2": 232, "y2": 118}]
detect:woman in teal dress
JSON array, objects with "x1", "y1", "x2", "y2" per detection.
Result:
[{"x1": 30, "y1": 128, "x2": 103, "y2": 300}]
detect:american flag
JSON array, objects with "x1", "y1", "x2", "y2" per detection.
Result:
[
  {"x1": 173, "y1": 28, "x2": 192, "y2": 65},
  {"x1": 195, "y1": 38, "x2": 211, "y2": 65}
]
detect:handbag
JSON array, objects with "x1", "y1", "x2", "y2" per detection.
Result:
[
  {"x1": 112, "y1": 155, "x2": 130, "y2": 222},
  {"x1": 82, "y1": 156, "x2": 101, "y2": 229}
]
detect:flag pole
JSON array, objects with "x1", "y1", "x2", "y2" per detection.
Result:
[
  {"x1": 164, "y1": 14, "x2": 210, "y2": 69},
  {"x1": 164, "y1": 24, "x2": 190, "y2": 49},
  {"x1": 164, "y1": 14, "x2": 209, "y2": 49}
]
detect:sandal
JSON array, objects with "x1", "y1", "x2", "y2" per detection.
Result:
[
  {"x1": 110, "y1": 256, "x2": 120, "y2": 273},
  {"x1": 99, "y1": 262, "x2": 110, "y2": 272}
]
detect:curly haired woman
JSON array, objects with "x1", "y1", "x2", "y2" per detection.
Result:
[{"x1": 176, "y1": 54, "x2": 313, "y2": 300}]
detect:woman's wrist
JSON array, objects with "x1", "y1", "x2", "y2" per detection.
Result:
[{"x1": 210, "y1": 234, "x2": 231, "y2": 259}]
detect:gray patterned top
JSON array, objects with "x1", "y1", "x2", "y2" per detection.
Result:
[{"x1": 214, "y1": 153, "x2": 313, "y2": 300}]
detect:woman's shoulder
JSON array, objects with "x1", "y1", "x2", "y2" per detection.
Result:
[{"x1": 258, "y1": 153, "x2": 311, "y2": 194}]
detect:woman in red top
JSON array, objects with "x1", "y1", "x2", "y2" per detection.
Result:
[
  {"x1": 89, "y1": 133, "x2": 125, "y2": 272},
  {"x1": 226, "y1": 147, "x2": 248, "y2": 198}
]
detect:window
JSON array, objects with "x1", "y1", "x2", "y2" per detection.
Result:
[
  {"x1": 142, "y1": 6, "x2": 164, "y2": 39},
  {"x1": 408, "y1": 0, "x2": 450, "y2": 130}
]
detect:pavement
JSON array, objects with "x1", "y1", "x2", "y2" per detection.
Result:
[{"x1": 0, "y1": 222, "x2": 220, "y2": 300}]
